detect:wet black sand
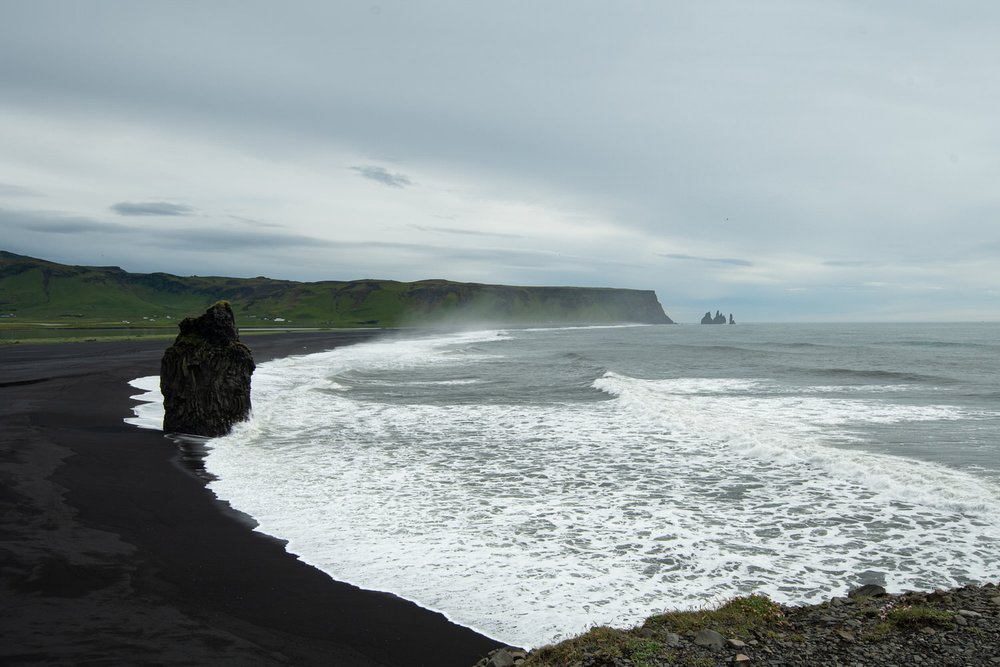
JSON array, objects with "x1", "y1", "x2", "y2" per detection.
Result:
[{"x1": 0, "y1": 332, "x2": 503, "y2": 666}]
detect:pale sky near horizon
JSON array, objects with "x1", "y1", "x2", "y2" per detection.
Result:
[{"x1": 1, "y1": 1, "x2": 998, "y2": 322}]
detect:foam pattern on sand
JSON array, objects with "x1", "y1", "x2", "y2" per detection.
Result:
[{"x1": 125, "y1": 375, "x2": 163, "y2": 431}]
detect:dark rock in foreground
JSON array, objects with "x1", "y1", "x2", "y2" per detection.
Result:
[{"x1": 160, "y1": 301, "x2": 255, "y2": 437}]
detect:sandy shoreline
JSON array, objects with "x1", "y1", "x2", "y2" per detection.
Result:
[{"x1": 0, "y1": 332, "x2": 503, "y2": 666}]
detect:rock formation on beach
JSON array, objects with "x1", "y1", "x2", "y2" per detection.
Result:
[{"x1": 160, "y1": 301, "x2": 255, "y2": 436}]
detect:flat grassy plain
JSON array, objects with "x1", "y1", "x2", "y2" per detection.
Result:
[{"x1": 0, "y1": 320, "x2": 341, "y2": 345}]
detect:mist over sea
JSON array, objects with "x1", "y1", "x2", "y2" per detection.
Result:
[{"x1": 133, "y1": 323, "x2": 1000, "y2": 648}]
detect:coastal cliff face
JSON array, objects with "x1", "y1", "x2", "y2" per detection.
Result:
[
  {"x1": 0, "y1": 252, "x2": 674, "y2": 327},
  {"x1": 160, "y1": 302, "x2": 255, "y2": 437},
  {"x1": 397, "y1": 283, "x2": 673, "y2": 325}
]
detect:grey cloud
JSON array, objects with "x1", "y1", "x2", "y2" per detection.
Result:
[
  {"x1": 229, "y1": 215, "x2": 283, "y2": 228},
  {"x1": 824, "y1": 255, "x2": 980, "y2": 268},
  {"x1": 28, "y1": 220, "x2": 130, "y2": 234},
  {"x1": 824, "y1": 259, "x2": 879, "y2": 267},
  {"x1": 151, "y1": 228, "x2": 335, "y2": 251},
  {"x1": 435, "y1": 245, "x2": 640, "y2": 270},
  {"x1": 351, "y1": 166, "x2": 411, "y2": 188},
  {"x1": 297, "y1": 240, "x2": 638, "y2": 269},
  {"x1": 410, "y1": 224, "x2": 523, "y2": 239},
  {"x1": 0, "y1": 208, "x2": 131, "y2": 234},
  {"x1": 660, "y1": 254, "x2": 753, "y2": 267},
  {"x1": 111, "y1": 201, "x2": 194, "y2": 216},
  {"x1": 1, "y1": 207, "x2": 326, "y2": 252},
  {"x1": 0, "y1": 183, "x2": 38, "y2": 197}
]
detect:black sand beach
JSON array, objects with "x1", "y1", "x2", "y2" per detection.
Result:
[{"x1": 0, "y1": 332, "x2": 504, "y2": 666}]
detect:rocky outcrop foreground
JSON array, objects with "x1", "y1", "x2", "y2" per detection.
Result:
[
  {"x1": 478, "y1": 582, "x2": 1000, "y2": 666},
  {"x1": 160, "y1": 301, "x2": 255, "y2": 437}
]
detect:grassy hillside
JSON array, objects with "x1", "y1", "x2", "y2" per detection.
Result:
[{"x1": 0, "y1": 252, "x2": 672, "y2": 332}]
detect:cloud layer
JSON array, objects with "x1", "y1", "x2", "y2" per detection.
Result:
[
  {"x1": 1, "y1": 1, "x2": 998, "y2": 321},
  {"x1": 351, "y1": 166, "x2": 412, "y2": 188},
  {"x1": 111, "y1": 201, "x2": 194, "y2": 216}
]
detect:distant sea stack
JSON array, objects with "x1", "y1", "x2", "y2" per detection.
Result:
[
  {"x1": 160, "y1": 301, "x2": 256, "y2": 437},
  {"x1": 701, "y1": 310, "x2": 734, "y2": 325}
]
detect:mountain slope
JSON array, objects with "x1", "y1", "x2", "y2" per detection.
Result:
[{"x1": 0, "y1": 252, "x2": 673, "y2": 327}]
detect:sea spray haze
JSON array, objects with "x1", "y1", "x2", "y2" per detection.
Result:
[{"x1": 197, "y1": 323, "x2": 1000, "y2": 648}]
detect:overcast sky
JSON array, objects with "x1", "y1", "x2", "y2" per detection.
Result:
[{"x1": 2, "y1": 1, "x2": 998, "y2": 322}]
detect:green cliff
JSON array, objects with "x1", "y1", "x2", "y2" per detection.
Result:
[{"x1": 0, "y1": 251, "x2": 673, "y2": 327}]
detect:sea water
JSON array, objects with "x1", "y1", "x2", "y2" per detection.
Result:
[{"x1": 128, "y1": 323, "x2": 1000, "y2": 648}]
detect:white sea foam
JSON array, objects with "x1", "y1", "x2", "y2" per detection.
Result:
[
  {"x1": 517, "y1": 323, "x2": 653, "y2": 332},
  {"x1": 124, "y1": 375, "x2": 163, "y2": 431},
  {"x1": 592, "y1": 373, "x2": 995, "y2": 514},
  {"x1": 201, "y1": 330, "x2": 1000, "y2": 648}
]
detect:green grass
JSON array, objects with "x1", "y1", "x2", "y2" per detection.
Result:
[
  {"x1": 864, "y1": 605, "x2": 956, "y2": 641},
  {"x1": 0, "y1": 318, "x2": 346, "y2": 345},
  {"x1": 625, "y1": 637, "x2": 663, "y2": 667},
  {"x1": 525, "y1": 626, "x2": 660, "y2": 667},
  {"x1": 643, "y1": 594, "x2": 785, "y2": 637}
]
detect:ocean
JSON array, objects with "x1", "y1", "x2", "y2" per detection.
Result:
[{"x1": 127, "y1": 322, "x2": 1000, "y2": 648}]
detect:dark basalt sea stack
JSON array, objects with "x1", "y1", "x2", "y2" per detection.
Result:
[
  {"x1": 160, "y1": 301, "x2": 255, "y2": 436},
  {"x1": 700, "y1": 309, "x2": 731, "y2": 324}
]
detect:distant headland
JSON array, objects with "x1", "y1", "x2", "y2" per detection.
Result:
[{"x1": 0, "y1": 251, "x2": 673, "y2": 328}]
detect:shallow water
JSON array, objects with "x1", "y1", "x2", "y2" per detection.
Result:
[{"x1": 130, "y1": 323, "x2": 1000, "y2": 647}]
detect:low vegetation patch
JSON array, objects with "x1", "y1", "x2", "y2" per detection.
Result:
[
  {"x1": 864, "y1": 603, "x2": 956, "y2": 641},
  {"x1": 514, "y1": 585, "x2": 1000, "y2": 666},
  {"x1": 524, "y1": 626, "x2": 633, "y2": 666},
  {"x1": 524, "y1": 594, "x2": 783, "y2": 666},
  {"x1": 644, "y1": 593, "x2": 785, "y2": 637}
]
